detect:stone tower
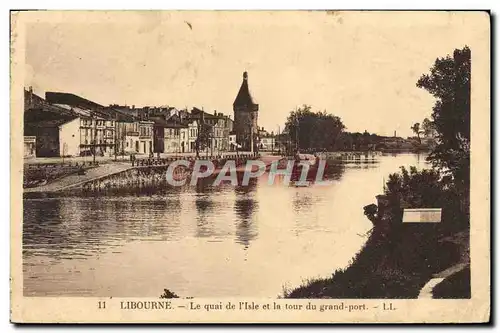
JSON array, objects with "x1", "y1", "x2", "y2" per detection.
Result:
[{"x1": 233, "y1": 71, "x2": 259, "y2": 152}]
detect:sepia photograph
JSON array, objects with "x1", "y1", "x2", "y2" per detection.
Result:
[{"x1": 10, "y1": 10, "x2": 490, "y2": 323}]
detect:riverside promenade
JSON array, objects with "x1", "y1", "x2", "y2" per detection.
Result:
[
  {"x1": 24, "y1": 162, "x2": 134, "y2": 193},
  {"x1": 24, "y1": 152, "x2": 281, "y2": 194}
]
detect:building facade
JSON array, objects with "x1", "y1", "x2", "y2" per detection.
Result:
[
  {"x1": 24, "y1": 89, "x2": 241, "y2": 158},
  {"x1": 190, "y1": 108, "x2": 234, "y2": 154},
  {"x1": 259, "y1": 135, "x2": 276, "y2": 151},
  {"x1": 60, "y1": 118, "x2": 81, "y2": 156},
  {"x1": 24, "y1": 136, "x2": 36, "y2": 158},
  {"x1": 138, "y1": 121, "x2": 154, "y2": 155},
  {"x1": 78, "y1": 117, "x2": 116, "y2": 156},
  {"x1": 187, "y1": 119, "x2": 199, "y2": 152},
  {"x1": 229, "y1": 132, "x2": 237, "y2": 151}
]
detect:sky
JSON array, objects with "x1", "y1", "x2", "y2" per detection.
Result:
[{"x1": 24, "y1": 11, "x2": 484, "y2": 137}]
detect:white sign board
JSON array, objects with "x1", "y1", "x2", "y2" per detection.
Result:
[{"x1": 402, "y1": 208, "x2": 442, "y2": 223}]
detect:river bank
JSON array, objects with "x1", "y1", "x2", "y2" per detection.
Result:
[
  {"x1": 284, "y1": 220, "x2": 469, "y2": 298},
  {"x1": 23, "y1": 153, "x2": 274, "y2": 195},
  {"x1": 284, "y1": 185, "x2": 470, "y2": 299},
  {"x1": 23, "y1": 162, "x2": 134, "y2": 193}
]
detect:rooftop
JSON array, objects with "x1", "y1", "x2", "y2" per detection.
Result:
[
  {"x1": 150, "y1": 116, "x2": 188, "y2": 128},
  {"x1": 233, "y1": 71, "x2": 258, "y2": 109}
]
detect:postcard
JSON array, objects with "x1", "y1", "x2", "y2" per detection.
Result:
[{"x1": 10, "y1": 10, "x2": 490, "y2": 323}]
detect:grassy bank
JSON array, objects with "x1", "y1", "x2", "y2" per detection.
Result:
[
  {"x1": 285, "y1": 221, "x2": 469, "y2": 299},
  {"x1": 285, "y1": 166, "x2": 470, "y2": 299}
]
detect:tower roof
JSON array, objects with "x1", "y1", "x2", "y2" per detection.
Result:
[{"x1": 233, "y1": 71, "x2": 258, "y2": 108}]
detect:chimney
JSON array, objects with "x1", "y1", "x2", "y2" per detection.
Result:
[{"x1": 214, "y1": 110, "x2": 217, "y2": 116}]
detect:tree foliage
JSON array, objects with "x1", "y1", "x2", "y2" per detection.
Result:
[
  {"x1": 385, "y1": 166, "x2": 443, "y2": 208},
  {"x1": 410, "y1": 123, "x2": 423, "y2": 144},
  {"x1": 384, "y1": 166, "x2": 469, "y2": 230},
  {"x1": 421, "y1": 118, "x2": 436, "y2": 138},
  {"x1": 285, "y1": 105, "x2": 345, "y2": 151},
  {"x1": 195, "y1": 121, "x2": 212, "y2": 157},
  {"x1": 416, "y1": 46, "x2": 470, "y2": 190}
]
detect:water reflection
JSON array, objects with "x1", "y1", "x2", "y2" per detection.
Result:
[
  {"x1": 292, "y1": 191, "x2": 314, "y2": 213},
  {"x1": 23, "y1": 161, "x2": 346, "y2": 261},
  {"x1": 195, "y1": 196, "x2": 215, "y2": 238}
]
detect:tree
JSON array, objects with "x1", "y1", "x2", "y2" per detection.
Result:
[
  {"x1": 411, "y1": 122, "x2": 423, "y2": 144},
  {"x1": 421, "y1": 118, "x2": 436, "y2": 138},
  {"x1": 285, "y1": 105, "x2": 345, "y2": 152},
  {"x1": 195, "y1": 121, "x2": 211, "y2": 158},
  {"x1": 416, "y1": 46, "x2": 470, "y2": 192}
]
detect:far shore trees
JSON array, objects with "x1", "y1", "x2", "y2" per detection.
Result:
[
  {"x1": 411, "y1": 123, "x2": 423, "y2": 145},
  {"x1": 283, "y1": 105, "x2": 429, "y2": 153},
  {"x1": 284, "y1": 105, "x2": 345, "y2": 152}
]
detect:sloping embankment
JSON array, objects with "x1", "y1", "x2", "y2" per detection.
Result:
[
  {"x1": 23, "y1": 162, "x2": 134, "y2": 193},
  {"x1": 284, "y1": 221, "x2": 470, "y2": 299}
]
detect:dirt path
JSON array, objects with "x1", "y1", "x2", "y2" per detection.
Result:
[{"x1": 418, "y1": 262, "x2": 469, "y2": 298}]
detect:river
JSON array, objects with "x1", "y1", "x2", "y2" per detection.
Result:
[{"x1": 23, "y1": 153, "x2": 428, "y2": 297}]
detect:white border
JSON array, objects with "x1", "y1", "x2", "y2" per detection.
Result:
[{"x1": 3, "y1": 1, "x2": 497, "y2": 332}]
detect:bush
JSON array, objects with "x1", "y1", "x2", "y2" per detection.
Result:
[
  {"x1": 384, "y1": 166, "x2": 469, "y2": 232},
  {"x1": 159, "y1": 288, "x2": 179, "y2": 299}
]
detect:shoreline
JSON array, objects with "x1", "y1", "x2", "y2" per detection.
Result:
[
  {"x1": 284, "y1": 199, "x2": 470, "y2": 299},
  {"x1": 23, "y1": 153, "x2": 278, "y2": 194}
]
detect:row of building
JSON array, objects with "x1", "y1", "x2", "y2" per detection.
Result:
[{"x1": 24, "y1": 72, "x2": 277, "y2": 158}]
